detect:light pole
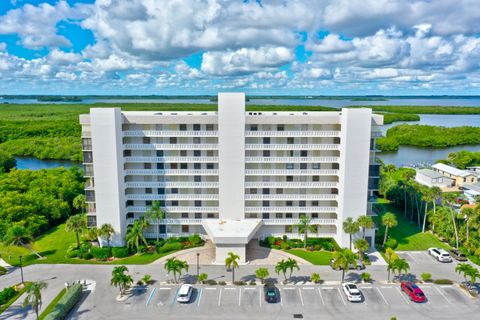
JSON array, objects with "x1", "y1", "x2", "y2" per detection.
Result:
[
  {"x1": 19, "y1": 255, "x2": 24, "y2": 284},
  {"x1": 196, "y1": 253, "x2": 200, "y2": 279}
]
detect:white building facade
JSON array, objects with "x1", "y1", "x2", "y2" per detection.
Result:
[{"x1": 80, "y1": 93, "x2": 383, "y2": 263}]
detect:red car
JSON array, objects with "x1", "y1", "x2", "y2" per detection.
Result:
[{"x1": 401, "y1": 282, "x2": 426, "y2": 303}]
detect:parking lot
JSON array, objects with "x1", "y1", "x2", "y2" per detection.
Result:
[{"x1": 118, "y1": 282, "x2": 479, "y2": 319}]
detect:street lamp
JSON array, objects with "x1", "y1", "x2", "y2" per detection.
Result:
[
  {"x1": 19, "y1": 255, "x2": 24, "y2": 284},
  {"x1": 196, "y1": 252, "x2": 200, "y2": 279}
]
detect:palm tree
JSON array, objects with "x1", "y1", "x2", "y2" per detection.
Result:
[
  {"x1": 98, "y1": 223, "x2": 115, "y2": 256},
  {"x1": 462, "y1": 207, "x2": 476, "y2": 242},
  {"x1": 164, "y1": 257, "x2": 189, "y2": 283},
  {"x1": 455, "y1": 263, "x2": 473, "y2": 284},
  {"x1": 275, "y1": 259, "x2": 289, "y2": 281},
  {"x1": 391, "y1": 258, "x2": 410, "y2": 281},
  {"x1": 296, "y1": 215, "x2": 316, "y2": 248},
  {"x1": 111, "y1": 265, "x2": 133, "y2": 297},
  {"x1": 354, "y1": 238, "x2": 369, "y2": 262},
  {"x1": 83, "y1": 226, "x2": 98, "y2": 243},
  {"x1": 421, "y1": 187, "x2": 433, "y2": 233},
  {"x1": 73, "y1": 194, "x2": 87, "y2": 213},
  {"x1": 357, "y1": 215, "x2": 374, "y2": 239},
  {"x1": 125, "y1": 220, "x2": 148, "y2": 254},
  {"x1": 442, "y1": 192, "x2": 460, "y2": 248},
  {"x1": 385, "y1": 247, "x2": 398, "y2": 282},
  {"x1": 3, "y1": 225, "x2": 43, "y2": 259},
  {"x1": 146, "y1": 201, "x2": 166, "y2": 243},
  {"x1": 23, "y1": 281, "x2": 47, "y2": 320},
  {"x1": 342, "y1": 217, "x2": 359, "y2": 250},
  {"x1": 225, "y1": 252, "x2": 240, "y2": 283},
  {"x1": 286, "y1": 258, "x2": 299, "y2": 279},
  {"x1": 255, "y1": 268, "x2": 269, "y2": 284},
  {"x1": 381, "y1": 212, "x2": 398, "y2": 246},
  {"x1": 466, "y1": 267, "x2": 480, "y2": 287},
  {"x1": 332, "y1": 248, "x2": 357, "y2": 282},
  {"x1": 65, "y1": 214, "x2": 87, "y2": 249}
]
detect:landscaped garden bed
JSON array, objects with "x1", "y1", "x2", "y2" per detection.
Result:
[{"x1": 0, "y1": 282, "x2": 31, "y2": 315}]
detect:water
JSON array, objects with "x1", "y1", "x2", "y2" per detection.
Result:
[
  {"x1": 381, "y1": 114, "x2": 480, "y2": 134},
  {"x1": 15, "y1": 157, "x2": 78, "y2": 170}
]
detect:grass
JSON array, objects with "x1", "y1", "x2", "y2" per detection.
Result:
[
  {"x1": 0, "y1": 282, "x2": 31, "y2": 315},
  {"x1": 374, "y1": 200, "x2": 450, "y2": 251},
  {"x1": 38, "y1": 288, "x2": 66, "y2": 320},
  {"x1": 285, "y1": 249, "x2": 333, "y2": 265},
  {"x1": 0, "y1": 223, "x2": 182, "y2": 266}
]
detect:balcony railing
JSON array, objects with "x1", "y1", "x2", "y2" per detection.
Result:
[
  {"x1": 124, "y1": 144, "x2": 218, "y2": 150},
  {"x1": 245, "y1": 206, "x2": 337, "y2": 213},
  {"x1": 125, "y1": 169, "x2": 218, "y2": 175},
  {"x1": 127, "y1": 206, "x2": 218, "y2": 213},
  {"x1": 124, "y1": 130, "x2": 218, "y2": 137},
  {"x1": 245, "y1": 131, "x2": 340, "y2": 137},
  {"x1": 245, "y1": 181, "x2": 338, "y2": 188},
  {"x1": 127, "y1": 218, "x2": 203, "y2": 225},
  {"x1": 262, "y1": 218, "x2": 337, "y2": 225},
  {"x1": 245, "y1": 194, "x2": 338, "y2": 200},
  {"x1": 245, "y1": 157, "x2": 339, "y2": 163},
  {"x1": 245, "y1": 144, "x2": 339, "y2": 150},
  {"x1": 126, "y1": 194, "x2": 219, "y2": 201},
  {"x1": 143, "y1": 232, "x2": 208, "y2": 239},
  {"x1": 125, "y1": 182, "x2": 219, "y2": 188},
  {"x1": 124, "y1": 156, "x2": 218, "y2": 163},
  {"x1": 258, "y1": 232, "x2": 337, "y2": 240},
  {"x1": 245, "y1": 169, "x2": 339, "y2": 176}
]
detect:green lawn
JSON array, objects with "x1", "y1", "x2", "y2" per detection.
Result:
[
  {"x1": 0, "y1": 223, "x2": 180, "y2": 266},
  {"x1": 374, "y1": 200, "x2": 450, "y2": 251},
  {"x1": 285, "y1": 249, "x2": 333, "y2": 265}
]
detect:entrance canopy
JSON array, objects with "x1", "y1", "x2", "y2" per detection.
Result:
[{"x1": 202, "y1": 219, "x2": 263, "y2": 245}]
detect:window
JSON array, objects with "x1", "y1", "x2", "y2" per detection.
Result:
[
  {"x1": 206, "y1": 124, "x2": 214, "y2": 131},
  {"x1": 146, "y1": 200, "x2": 152, "y2": 206},
  {"x1": 193, "y1": 137, "x2": 201, "y2": 144},
  {"x1": 285, "y1": 225, "x2": 293, "y2": 233},
  {"x1": 144, "y1": 163, "x2": 152, "y2": 169},
  {"x1": 126, "y1": 200, "x2": 134, "y2": 206},
  {"x1": 251, "y1": 125, "x2": 258, "y2": 131},
  {"x1": 299, "y1": 201, "x2": 306, "y2": 207},
  {"x1": 180, "y1": 150, "x2": 187, "y2": 157},
  {"x1": 262, "y1": 213, "x2": 270, "y2": 219},
  {"x1": 276, "y1": 188, "x2": 283, "y2": 194},
  {"x1": 249, "y1": 213, "x2": 258, "y2": 218},
  {"x1": 275, "y1": 213, "x2": 283, "y2": 218},
  {"x1": 312, "y1": 176, "x2": 320, "y2": 182},
  {"x1": 194, "y1": 175, "x2": 201, "y2": 182},
  {"x1": 288, "y1": 150, "x2": 294, "y2": 157},
  {"x1": 207, "y1": 213, "x2": 214, "y2": 218},
  {"x1": 171, "y1": 201, "x2": 178, "y2": 206},
  {"x1": 194, "y1": 150, "x2": 201, "y2": 157},
  {"x1": 182, "y1": 225, "x2": 189, "y2": 233},
  {"x1": 286, "y1": 176, "x2": 294, "y2": 182},
  {"x1": 287, "y1": 137, "x2": 294, "y2": 144},
  {"x1": 170, "y1": 137, "x2": 177, "y2": 144},
  {"x1": 313, "y1": 163, "x2": 320, "y2": 169},
  {"x1": 171, "y1": 188, "x2": 178, "y2": 194},
  {"x1": 262, "y1": 201, "x2": 270, "y2": 207},
  {"x1": 207, "y1": 150, "x2": 214, "y2": 157},
  {"x1": 159, "y1": 225, "x2": 166, "y2": 234},
  {"x1": 286, "y1": 201, "x2": 293, "y2": 207},
  {"x1": 207, "y1": 163, "x2": 214, "y2": 169},
  {"x1": 123, "y1": 150, "x2": 131, "y2": 157},
  {"x1": 277, "y1": 124, "x2": 284, "y2": 131},
  {"x1": 85, "y1": 190, "x2": 95, "y2": 202},
  {"x1": 312, "y1": 213, "x2": 318, "y2": 218},
  {"x1": 195, "y1": 200, "x2": 202, "y2": 207},
  {"x1": 300, "y1": 163, "x2": 307, "y2": 170},
  {"x1": 170, "y1": 163, "x2": 178, "y2": 169},
  {"x1": 179, "y1": 124, "x2": 187, "y2": 131},
  {"x1": 263, "y1": 150, "x2": 270, "y2": 157},
  {"x1": 194, "y1": 163, "x2": 201, "y2": 169},
  {"x1": 334, "y1": 137, "x2": 341, "y2": 144},
  {"x1": 263, "y1": 137, "x2": 270, "y2": 144},
  {"x1": 158, "y1": 188, "x2": 165, "y2": 194},
  {"x1": 286, "y1": 163, "x2": 294, "y2": 170},
  {"x1": 193, "y1": 124, "x2": 201, "y2": 131},
  {"x1": 156, "y1": 163, "x2": 164, "y2": 169},
  {"x1": 180, "y1": 163, "x2": 188, "y2": 169},
  {"x1": 312, "y1": 201, "x2": 319, "y2": 206},
  {"x1": 332, "y1": 163, "x2": 339, "y2": 169},
  {"x1": 262, "y1": 188, "x2": 270, "y2": 195},
  {"x1": 195, "y1": 212, "x2": 202, "y2": 219},
  {"x1": 156, "y1": 150, "x2": 164, "y2": 157},
  {"x1": 145, "y1": 188, "x2": 152, "y2": 194},
  {"x1": 286, "y1": 213, "x2": 293, "y2": 218},
  {"x1": 181, "y1": 212, "x2": 189, "y2": 218},
  {"x1": 143, "y1": 137, "x2": 150, "y2": 144},
  {"x1": 87, "y1": 215, "x2": 97, "y2": 228},
  {"x1": 250, "y1": 188, "x2": 257, "y2": 194},
  {"x1": 300, "y1": 150, "x2": 307, "y2": 157}
]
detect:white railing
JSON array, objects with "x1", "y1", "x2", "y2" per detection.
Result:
[
  {"x1": 124, "y1": 144, "x2": 218, "y2": 150},
  {"x1": 124, "y1": 130, "x2": 218, "y2": 137},
  {"x1": 245, "y1": 194, "x2": 338, "y2": 200},
  {"x1": 144, "y1": 232, "x2": 208, "y2": 240},
  {"x1": 245, "y1": 169, "x2": 339, "y2": 176},
  {"x1": 125, "y1": 182, "x2": 219, "y2": 188},
  {"x1": 258, "y1": 233, "x2": 336, "y2": 240},
  {"x1": 262, "y1": 218, "x2": 337, "y2": 225},
  {"x1": 245, "y1": 131, "x2": 340, "y2": 137},
  {"x1": 126, "y1": 194, "x2": 219, "y2": 201},
  {"x1": 127, "y1": 206, "x2": 218, "y2": 213},
  {"x1": 124, "y1": 156, "x2": 218, "y2": 163},
  {"x1": 127, "y1": 218, "x2": 203, "y2": 225},
  {"x1": 245, "y1": 144, "x2": 339, "y2": 150},
  {"x1": 245, "y1": 182, "x2": 338, "y2": 188},
  {"x1": 245, "y1": 157, "x2": 339, "y2": 163},
  {"x1": 245, "y1": 207, "x2": 337, "y2": 213},
  {"x1": 125, "y1": 169, "x2": 218, "y2": 175}
]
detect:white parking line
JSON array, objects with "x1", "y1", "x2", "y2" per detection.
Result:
[
  {"x1": 284, "y1": 287, "x2": 295, "y2": 290},
  {"x1": 218, "y1": 288, "x2": 222, "y2": 306},
  {"x1": 396, "y1": 287, "x2": 410, "y2": 304},
  {"x1": 224, "y1": 287, "x2": 236, "y2": 290},
  {"x1": 197, "y1": 288, "x2": 203, "y2": 307},
  {"x1": 259, "y1": 288, "x2": 262, "y2": 307},
  {"x1": 238, "y1": 288, "x2": 242, "y2": 306},
  {"x1": 406, "y1": 252, "x2": 419, "y2": 263},
  {"x1": 322, "y1": 287, "x2": 334, "y2": 290},
  {"x1": 280, "y1": 289, "x2": 283, "y2": 306},
  {"x1": 158, "y1": 287, "x2": 171, "y2": 290},
  {"x1": 303, "y1": 287, "x2": 315, "y2": 290},
  {"x1": 298, "y1": 288, "x2": 304, "y2": 306},
  {"x1": 337, "y1": 287, "x2": 347, "y2": 306},
  {"x1": 244, "y1": 287, "x2": 256, "y2": 290},
  {"x1": 435, "y1": 286, "x2": 452, "y2": 305},
  {"x1": 317, "y1": 288, "x2": 325, "y2": 306},
  {"x1": 376, "y1": 287, "x2": 389, "y2": 305},
  {"x1": 205, "y1": 287, "x2": 216, "y2": 290}
]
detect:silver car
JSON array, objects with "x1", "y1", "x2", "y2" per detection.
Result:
[{"x1": 177, "y1": 284, "x2": 193, "y2": 303}]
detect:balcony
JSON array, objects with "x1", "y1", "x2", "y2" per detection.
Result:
[
  {"x1": 245, "y1": 144, "x2": 339, "y2": 150},
  {"x1": 127, "y1": 206, "x2": 218, "y2": 213},
  {"x1": 245, "y1": 156, "x2": 339, "y2": 163},
  {"x1": 245, "y1": 194, "x2": 337, "y2": 200},
  {"x1": 127, "y1": 218, "x2": 203, "y2": 225},
  {"x1": 245, "y1": 181, "x2": 338, "y2": 188},
  {"x1": 125, "y1": 169, "x2": 218, "y2": 176},
  {"x1": 245, "y1": 169, "x2": 339, "y2": 176},
  {"x1": 126, "y1": 194, "x2": 219, "y2": 201},
  {"x1": 261, "y1": 218, "x2": 337, "y2": 225},
  {"x1": 124, "y1": 130, "x2": 218, "y2": 137},
  {"x1": 124, "y1": 156, "x2": 218, "y2": 163},
  {"x1": 258, "y1": 232, "x2": 337, "y2": 240},
  {"x1": 125, "y1": 182, "x2": 219, "y2": 188},
  {"x1": 124, "y1": 144, "x2": 218, "y2": 150},
  {"x1": 245, "y1": 206, "x2": 337, "y2": 213},
  {"x1": 245, "y1": 131, "x2": 340, "y2": 137},
  {"x1": 143, "y1": 232, "x2": 208, "y2": 239}
]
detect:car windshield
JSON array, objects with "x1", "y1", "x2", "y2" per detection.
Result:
[
  {"x1": 347, "y1": 285, "x2": 357, "y2": 290},
  {"x1": 178, "y1": 293, "x2": 188, "y2": 297},
  {"x1": 441, "y1": 254, "x2": 450, "y2": 256},
  {"x1": 416, "y1": 292, "x2": 425, "y2": 297},
  {"x1": 267, "y1": 291, "x2": 275, "y2": 296},
  {"x1": 351, "y1": 292, "x2": 361, "y2": 296}
]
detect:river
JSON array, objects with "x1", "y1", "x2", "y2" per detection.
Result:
[{"x1": 15, "y1": 157, "x2": 79, "y2": 170}]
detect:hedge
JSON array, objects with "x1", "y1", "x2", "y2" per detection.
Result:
[
  {"x1": 112, "y1": 247, "x2": 129, "y2": 258},
  {"x1": 43, "y1": 283, "x2": 83, "y2": 320},
  {"x1": 0, "y1": 266, "x2": 7, "y2": 275},
  {"x1": 90, "y1": 247, "x2": 110, "y2": 260},
  {"x1": 157, "y1": 242, "x2": 182, "y2": 254}
]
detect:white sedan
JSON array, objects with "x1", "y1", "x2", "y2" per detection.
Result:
[{"x1": 342, "y1": 283, "x2": 363, "y2": 302}]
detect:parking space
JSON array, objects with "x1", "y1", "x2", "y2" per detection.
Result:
[
  {"x1": 319, "y1": 286, "x2": 346, "y2": 309},
  {"x1": 299, "y1": 287, "x2": 322, "y2": 309},
  {"x1": 219, "y1": 287, "x2": 240, "y2": 308},
  {"x1": 420, "y1": 285, "x2": 452, "y2": 307},
  {"x1": 357, "y1": 286, "x2": 387, "y2": 311},
  {"x1": 240, "y1": 287, "x2": 262, "y2": 311}
]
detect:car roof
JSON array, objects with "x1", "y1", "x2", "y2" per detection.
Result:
[{"x1": 179, "y1": 284, "x2": 192, "y2": 294}]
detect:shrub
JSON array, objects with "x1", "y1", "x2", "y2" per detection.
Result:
[
  {"x1": 188, "y1": 234, "x2": 203, "y2": 246},
  {"x1": 0, "y1": 266, "x2": 8, "y2": 275},
  {"x1": 249, "y1": 281, "x2": 256, "y2": 285},
  {"x1": 271, "y1": 245, "x2": 281, "y2": 250},
  {"x1": 433, "y1": 279, "x2": 454, "y2": 285},
  {"x1": 43, "y1": 284, "x2": 82, "y2": 320},
  {"x1": 218, "y1": 281, "x2": 226, "y2": 286},
  {"x1": 280, "y1": 242, "x2": 290, "y2": 250},
  {"x1": 112, "y1": 247, "x2": 130, "y2": 258},
  {"x1": 234, "y1": 281, "x2": 246, "y2": 286},
  {"x1": 91, "y1": 247, "x2": 110, "y2": 260},
  {"x1": 0, "y1": 287, "x2": 16, "y2": 305},
  {"x1": 197, "y1": 273, "x2": 208, "y2": 284},
  {"x1": 65, "y1": 249, "x2": 79, "y2": 259},
  {"x1": 157, "y1": 242, "x2": 182, "y2": 254},
  {"x1": 205, "y1": 280, "x2": 217, "y2": 285},
  {"x1": 421, "y1": 273, "x2": 432, "y2": 282},
  {"x1": 80, "y1": 252, "x2": 93, "y2": 260},
  {"x1": 78, "y1": 242, "x2": 92, "y2": 254},
  {"x1": 139, "y1": 274, "x2": 152, "y2": 285},
  {"x1": 310, "y1": 273, "x2": 321, "y2": 284},
  {"x1": 361, "y1": 272, "x2": 371, "y2": 282},
  {"x1": 313, "y1": 245, "x2": 321, "y2": 251},
  {"x1": 265, "y1": 236, "x2": 276, "y2": 247},
  {"x1": 384, "y1": 238, "x2": 398, "y2": 250}
]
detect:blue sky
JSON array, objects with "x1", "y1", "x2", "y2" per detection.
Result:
[{"x1": 0, "y1": 0, "x2": 479, "y2": 95}]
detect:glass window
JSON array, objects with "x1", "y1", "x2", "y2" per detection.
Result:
[
  {"x1": 277, "y1": 124, "x2": 284, "y2": 131},
  {"x1": 286, "y1": 201, "x2": 293, "y2": 207},
  {"x1": 193, "y1": 137, "x2": 201, "y2": 144},
  {"x1": 143, "y1": 137, "x2": 150, "y2": 144},
  {"x1": 206, "y1": 124, "x2": 214, "y2": 131},
  {"x1": 312, "y1": 213, "x2": 318, "y2": 218},
  {"x1": 250, "y1": 188, "x2": 257, "y2": 194},
  {"x1": 181, "y1": 212, "x2": 189, "y2": 218},
  {"x1": 276, "y1": 188, "x2": 283, "y2": 194},
  {"x1": 179, "y1": 124, "x2": 187, "y2": 131},
  {"x1": 195, "y1": 200, "x2": 202, "y2": 207},
  {"x1": 207, "y1": 150, "x2": 214, "y2": 157},
  {"x1": 145, "y1": 188, "x2": 152, "y2": 194},
  {"x1": 207, "y1": 213, "x2": 214, "y2": 218},
  {"x1": 263, "y1": 137, "x2": 270, "y2": 144},
  {"x1": 207, "y1": 163, "x2": 214, "y2": 169},
  {"x1": 286, "y1": 213, "x2": 293, "y2": 218},
  {"x1": 262, "y1": 213, "x2": 270, "y2": 219},
  {"x1": 313, "y1": 163, "x2": 320, "y2": 169},
  {"x1": 251, "y1": 125, "x2": 258, "y2": 131},
  {"x1": 194, "y1": 150, "x2": 201, "y2": 157},
  {"x1": 262, "y1": 201, "x2": 269, "y2": 207},
  {"x1": 193, "y1": 124, "x2": 201, "y2": 131},
  {"x1": 194, "y1": 175, "x2": 201, "y2": 182},
  {"x1": 170, "y1": 163, "x2": 178, "y2": 169},
  {"x1": 299, "y1": 201, "x2": 306, "y2": 207},
  {"x1": 181, "y1": 150, "x2": 187, "y2": 157},
  {"x1": 287, "y1": 137, "x2": 294, "y2": 144},
  {"x1": 312, "y1": 201, "x2": 319, "y2": 206},
  {"x1": 144, "y1": 163, "x2": 151, "y2": 169},
  {"x1": 171, "y1": 188, "x2": 178, "y2": 194},
  {"x1": 123, "y1": 150, "x2": 131, "y2": 157},
  {"x1": 156, "y1": 163, "x2": 164, "y2": 169},
  {"x1": 180, "y1": 163, "x2": 188, "y2": 169},
  {"x1": 249, "y1": 213, "x2": 258, "y2": 218},
  {"x1": 286, "y1": 176, "x2": 294, "y2": 182},
  {"x1": 285, "y1": 225, "x2": 292, "y2": 233},
  {"x1": 194, "y1": 163, "x2": 201, "y2": 169},
  {"x1": 262, "y1": 188, "x2": 270, "y2": 195},
  {"x1": 300, "y1": 150, "x2": 307, "y2": 157},
  {"x1": 263, "y1": 150, "x2": 270, "y2": 157},
  {"x1": 275, "y1": 213, "x2": 283, "y2": 218},
  {"x1": 158, "y1": 188, "x2": 165, "y2": 194},
  {"x1": 195, "y1": 212, "x2": 202, "y2": 219},
  {"x1": 170, "y1": 137, "x2": 177, "y2": 144},
  {"x1": 171, "y1": 201, "x2": 178, "y2": 206},
  {"x1": 312, "y1": 176, "x2": 320, "y2": 182},
  {"x1": 300, "y1": 163, "x2": 307, "y2": 170},
  {"x1": 286, "y1": 163, "x2": 294, "y2": 170},
  {"x1": 146, "y1": 200, "x2": 152, "y2": 206},
  {"x1": 156, "y1": 150, "x2": 164, "y2": 157},
  {"x1": 182, "y1": 225, "x2": 189, "y2": 233}
]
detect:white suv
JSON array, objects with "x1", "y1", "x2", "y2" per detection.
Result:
[
  {"x1": 177, "y1": 284, "x2": 193, "y2": 303},
  {"x1": 342, "y1": 283, "x2": 362, "y2": 302},
  {"x1": 428, "y1": 248, "x2": 452, "y2": 262}
]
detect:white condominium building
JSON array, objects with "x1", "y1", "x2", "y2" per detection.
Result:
[{"x1": 80, "y1": 93, "x2": 382, "y2": 263}]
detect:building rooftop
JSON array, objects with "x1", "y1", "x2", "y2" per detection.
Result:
[
  {"x1": 432, "y1": 163, "x2": 473, "y2": 177},
  {"x1": 417, "y1": 169, "x2": 450, "y2": 179},
  {"x1": 202, "y1": 219, "x2": 262, "y2": 244}
]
